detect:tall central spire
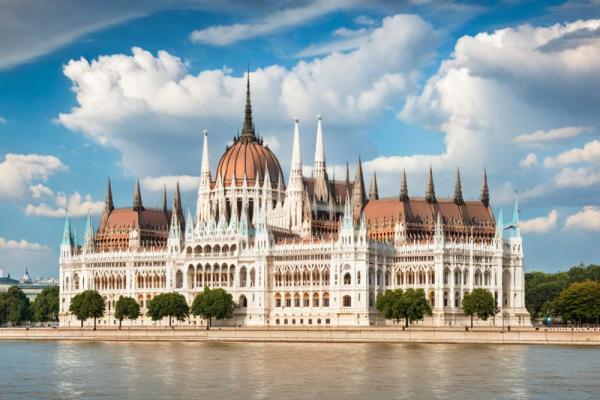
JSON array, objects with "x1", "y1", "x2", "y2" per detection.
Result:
[{"x1": 240, "y1": 66, "x2": 255, "y2": 141}]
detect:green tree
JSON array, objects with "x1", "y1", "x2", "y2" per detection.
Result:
[
  {"x1": 147, "y1": 292, "x2": 189, "y2": 327},
  {"x1": 114, "y1": 296, "x2": 140, "y2": 329},
  {"x1": 69, "y1": 290, "x2": 105, "y2": 329},
  {"x1": 0, "y1": 286, "x2": 31, "y2": 326},
  {"x1": 462, "y1": 289, "x2": 498, "y2": 328},
  {"x1": 375, "y1": 289, "x2": 405, "y2": 324},
  {"x1": 403, "y1": 288, "x2": 432, "y2": 327},
  {"x1": 555, "y1": 281, "x2": 600, "y2": 324},
  {"x1": 32, "y1": 286, "x2": 59, "y2": 322},
  {"x1": 191, "y1": 287, "x2": 234, "y2": 329}
]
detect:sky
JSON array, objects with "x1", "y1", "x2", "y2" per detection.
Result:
[{"x1": 0, "y1": 0, "x2": 599, "y2": 278}]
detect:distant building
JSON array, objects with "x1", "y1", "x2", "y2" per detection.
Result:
[
  {"x1": 0, "y1": 269, "x2": 58, "y2": 302},
  {"x1": 59, "y1": 75, "x2": 530, "y2": 328}
]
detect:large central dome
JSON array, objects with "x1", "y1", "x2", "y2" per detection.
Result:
[{"x1": 216, "y1": 73, "x2": 284, "y2": 188}]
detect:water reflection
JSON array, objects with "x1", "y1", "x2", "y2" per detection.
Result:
[{"x1": 0, "y1": 341, "x2": 598, "y2": 399}]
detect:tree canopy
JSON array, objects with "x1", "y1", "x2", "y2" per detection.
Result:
[
  {"x1": 555, "y1": 281, "x2": 600, "y2": 324},
  {"x1": 526, "y1": 263, "x2": 600, "y2": 319},
  {"x1": 147, "y1": 292, "x2": 189, "y2": 327},
  {"x1": 69, "y1": 290, "x2": 104, "y2": 329},
  {"x1": 376, "y1": 288, "x2": 432, "y2": 327},
  {"x1": 0, "y1": 286, "x2": 31, "y2": 326},
  {"x1": 114, "y1": 296, "x2": 140, "y2": 329},
  {"x1": 462, "y1": 289, "x2": 497, "y2": 327},
  {"x1": 31, "y1": 286, "x2": 59, "y2": 322},
  {"x1": 191, "y1": 287, "x2": 234, "y2": 329}
]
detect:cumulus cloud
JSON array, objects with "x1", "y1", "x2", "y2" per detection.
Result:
[
  {"x1": 30, "y1": 184, "x2": 54, "y2": 199},
  {"x1": 543, "y1": 140, "x2": 600, "y2": 167},
  {"x1": 58, "y1": 15, "x2": 439, "y2": 176},
  {"x1": 399, "y1": 19, "x2": 600, "y2": 177},
  {"x1": 0, "y1": 153, "x2": 67, "y2": 201},
  {"x1": 142, "y1": 175, "x2": 200, "y2": 192},
  {"x1": 25, "y1": 192, "x2": 103, "y2": 218},
  {"x1": 520, "y1": 209, "x2": 558, "y2": 234},
  {"x1": 493, "y1": 182, "x2": 546, "y2": 206},
  {"x1": 0, "y1": 237, "x2": 50, "y2": 251},
  {"x1": 513, "y1": 126, "x2": 591, "y2": 145},
  {"x1": 520, "y1": 153, "x2": 538, "y2": 169},
  {"x1": 565, "y1": 205, "x2": 600, "y2": 231},
  {"x1": 554, "y1": 166, "x2": 600, "y2": 188}
]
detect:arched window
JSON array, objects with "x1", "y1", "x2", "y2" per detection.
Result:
[
  {"x1": 73, "y1": 274, "x2": 80, "y2": 290},
  {"x1": 250, "y1": 268, "x2": 256, "y2": 287},
  {"x1": 312, "y1": 292, "x2": 319, "y2": 307},
  {"x1": 322, "y1": 292, "x2": 330, "y2": 307},
  {"x1": 342, "y1": 295, "x2": 352, "y2": 307},
  {"x1": 443, "y1": 291, "x2": 449, "y2": 307},
  {"x1": 275, "y1": 293, "x2": 282, "y2": 307},
  {"x1": 303, "y1": 293, "x2": 310, "y2": 307},
  {"x1": 175, "y1": 270, "x2": 183, "y2": 289},
  {"x1": 454, "y1": 291, "x2": 460, "y2": 308},
  {"x1": 239, "y1": 295, "x2": 248, "y2": 308},
  {"x1": 357, "y1": 271, "x2": 361, "y2": 285},
  {"x1": 285, "y1": 293, "x2": 292, "y2": 307},
  {"x1": 294, "y1": 293, "x2": 300, "y2": 307},
  {"x1": 343, "y1": 272, "x2": 351, "y2": 285},
  {"x1": 239, "y1": 267, "x2": 247, "y2": 287}
]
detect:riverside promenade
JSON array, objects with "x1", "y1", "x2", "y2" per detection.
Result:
[{"x1": 2, "y1": 326, "x2": 600, "y2": 345}]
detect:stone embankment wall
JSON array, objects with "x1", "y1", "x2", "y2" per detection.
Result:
[{"x1": 2, "y1": 327, "x2": 600, "y2": 345}]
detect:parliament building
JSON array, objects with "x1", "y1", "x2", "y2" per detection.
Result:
[{"x1": 59, "y1": 75, "x2": 530, "y2": 328}]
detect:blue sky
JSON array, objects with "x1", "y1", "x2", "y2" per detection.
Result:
[{"x1": 0, "y1": 0, "x2": 599, "y2": 278}]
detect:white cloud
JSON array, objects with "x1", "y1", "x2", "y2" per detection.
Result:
[
  {"x1": 544, "y1": 140, "x2": 600, "y2": 167},
  {"x1": 142, "y1": 175, "x2": 200, "y2": 192},
  {"x1": 25, "y1": 192, "x2": 103, "y2": 218},
  {"x1": 355, "y1": 15, "x2": 377, "y2": 26},
  {"x1": 399, "y1": 19, "x2": 600, "y2": 177},
  {"x1": 189, "y1": 0, "x2": 357, "y2": 46},
  {"x1": 554, "y1": 166, "x2": 600, "y2": 188},
  {"x1": 565, "y1": 205, "x2": 600, "y2": 231},
  {"x1": 0, "y1": 153, "x2": 67, "y2": 201},
  {"x1": 513, "y1": 126, "x2": 591, "y2": 145},
  {"x1": 493, "y1": 181, "x2": 546, "y2": 206},
  {"x1": 0, "y1": 115, "x2": 5, "y2": 124},
  {"x1": 0, "y1": 237, "x2": 50, "y2": 251},
  {"x1": 520, "y1": 153, "x2": 538, "y2": 169},
  {"x1": 520, "y1": 209, "x2": 558, "y2": 234},
  {"x1": 58, "y1": 15, "x2": 438, "y2": 176},
  {"x1": 30, "y1": 184, "x2": 54, "y2": 199}
]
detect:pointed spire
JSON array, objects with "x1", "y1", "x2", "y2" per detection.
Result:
[
  {"x1": 496, "y1": 208, "x2": 504, "y2": 237},
  {"x1": 369, "y1": 171, "x2": 379, "y2": 200},
  {"x1": 173, "y1": 181, "x2": 184, "y2": 227},
  {"x1": 84, "y1": 213, "x2": 94, "y2": 245},
  {"x1": 61, "y1": 211, "x2": 73, "y2": 247},
  {"x1": 345, "y1": 162, "x2": 350, "y2": 185},
  {"x1": 289, "y1": 117, "x2": 303, "y2": 186},
  {"x1": 399, "y1": 169, "x2": 409, "y2": 201},
  {"x1": 161, "y1": 185, "x2": 168, "y2": 213},
  {"x1": 313, "y1": 114, "x2": 326, "y2": 178},
  {"x1": 480, "y1": 168, "x2": 490, "y2": 207},
  {"x1": 425, "y1": 165, "x2": 436, "y2": 203},
  {"x1": 240, "y1": 66, "x2": 255, "y2": 141},
  {"x1": 454, "y1": 167, "x2": 464, "y2": 205},
  {"x1": 133, "y1": 179, "x2": 143, "y2": 211},
  {"x1": 352, "y1": 157, "x2": 366, "y2": 219},
  {"x1": 201, "y1": 129, "x2": 210, "y2": 178},
  {"x1": 104, "y1": 177, "x2": 114, "y2": 213}
]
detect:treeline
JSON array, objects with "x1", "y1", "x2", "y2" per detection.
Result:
[
  {"x1": 0, "y1": 286, "x2": 59, "y2": 326},
  {"x1": 68, "y1": 286, "x2": 234, "y2": 330},
  {"x1": 526, "y1": 264, "x2": 600, "y2": 323}
]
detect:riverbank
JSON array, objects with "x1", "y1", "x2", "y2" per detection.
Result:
[{"x1": 1, "y1": 326, "x2": 600, "y2": 345}]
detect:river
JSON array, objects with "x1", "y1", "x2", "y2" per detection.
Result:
[{"x1": 1, "y1": 341, "x2": 598, "y2": 399}]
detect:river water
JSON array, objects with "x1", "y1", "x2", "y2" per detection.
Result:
[{"x1": 1, "y1": 341, "x2": 598, "y2": 399}]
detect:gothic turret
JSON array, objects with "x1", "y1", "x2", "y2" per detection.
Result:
[
  {"x1": 60, "y1": 212, "x2": 74, "y2": 258},
  {"x1": 83, "y1": 213, "x2": 95, "y2": 253},
  {"x1": 352, "y1": 157, "x2": 366, "y2": 219},
  {"x1": 399, "y1": 169, "x2": 409, "y2": 201},
  {"x1": 173, "y1": 182, "x2": 185, "y2": 231},
  {"x1": 369, "y1": 171, "x2": 379, "y2": 200},
  {"x1": 314, "y1": 114, "x2": 326, "y2": 178},
  {"x1": 104, "y1": 177, "x2": 114, "y2": 213},
  {"x1": 480, "y1": 169, "x2": 490, "y2": 207},
  {"x1": 454, "y1": 167, "x2": 464, "y2": 205},
  {"x1": 425, "y1": 166, "x2": 436, "y2": 203},
  {"x1": 133, "y1": 179, "x2": 143, "y2": 211}
]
